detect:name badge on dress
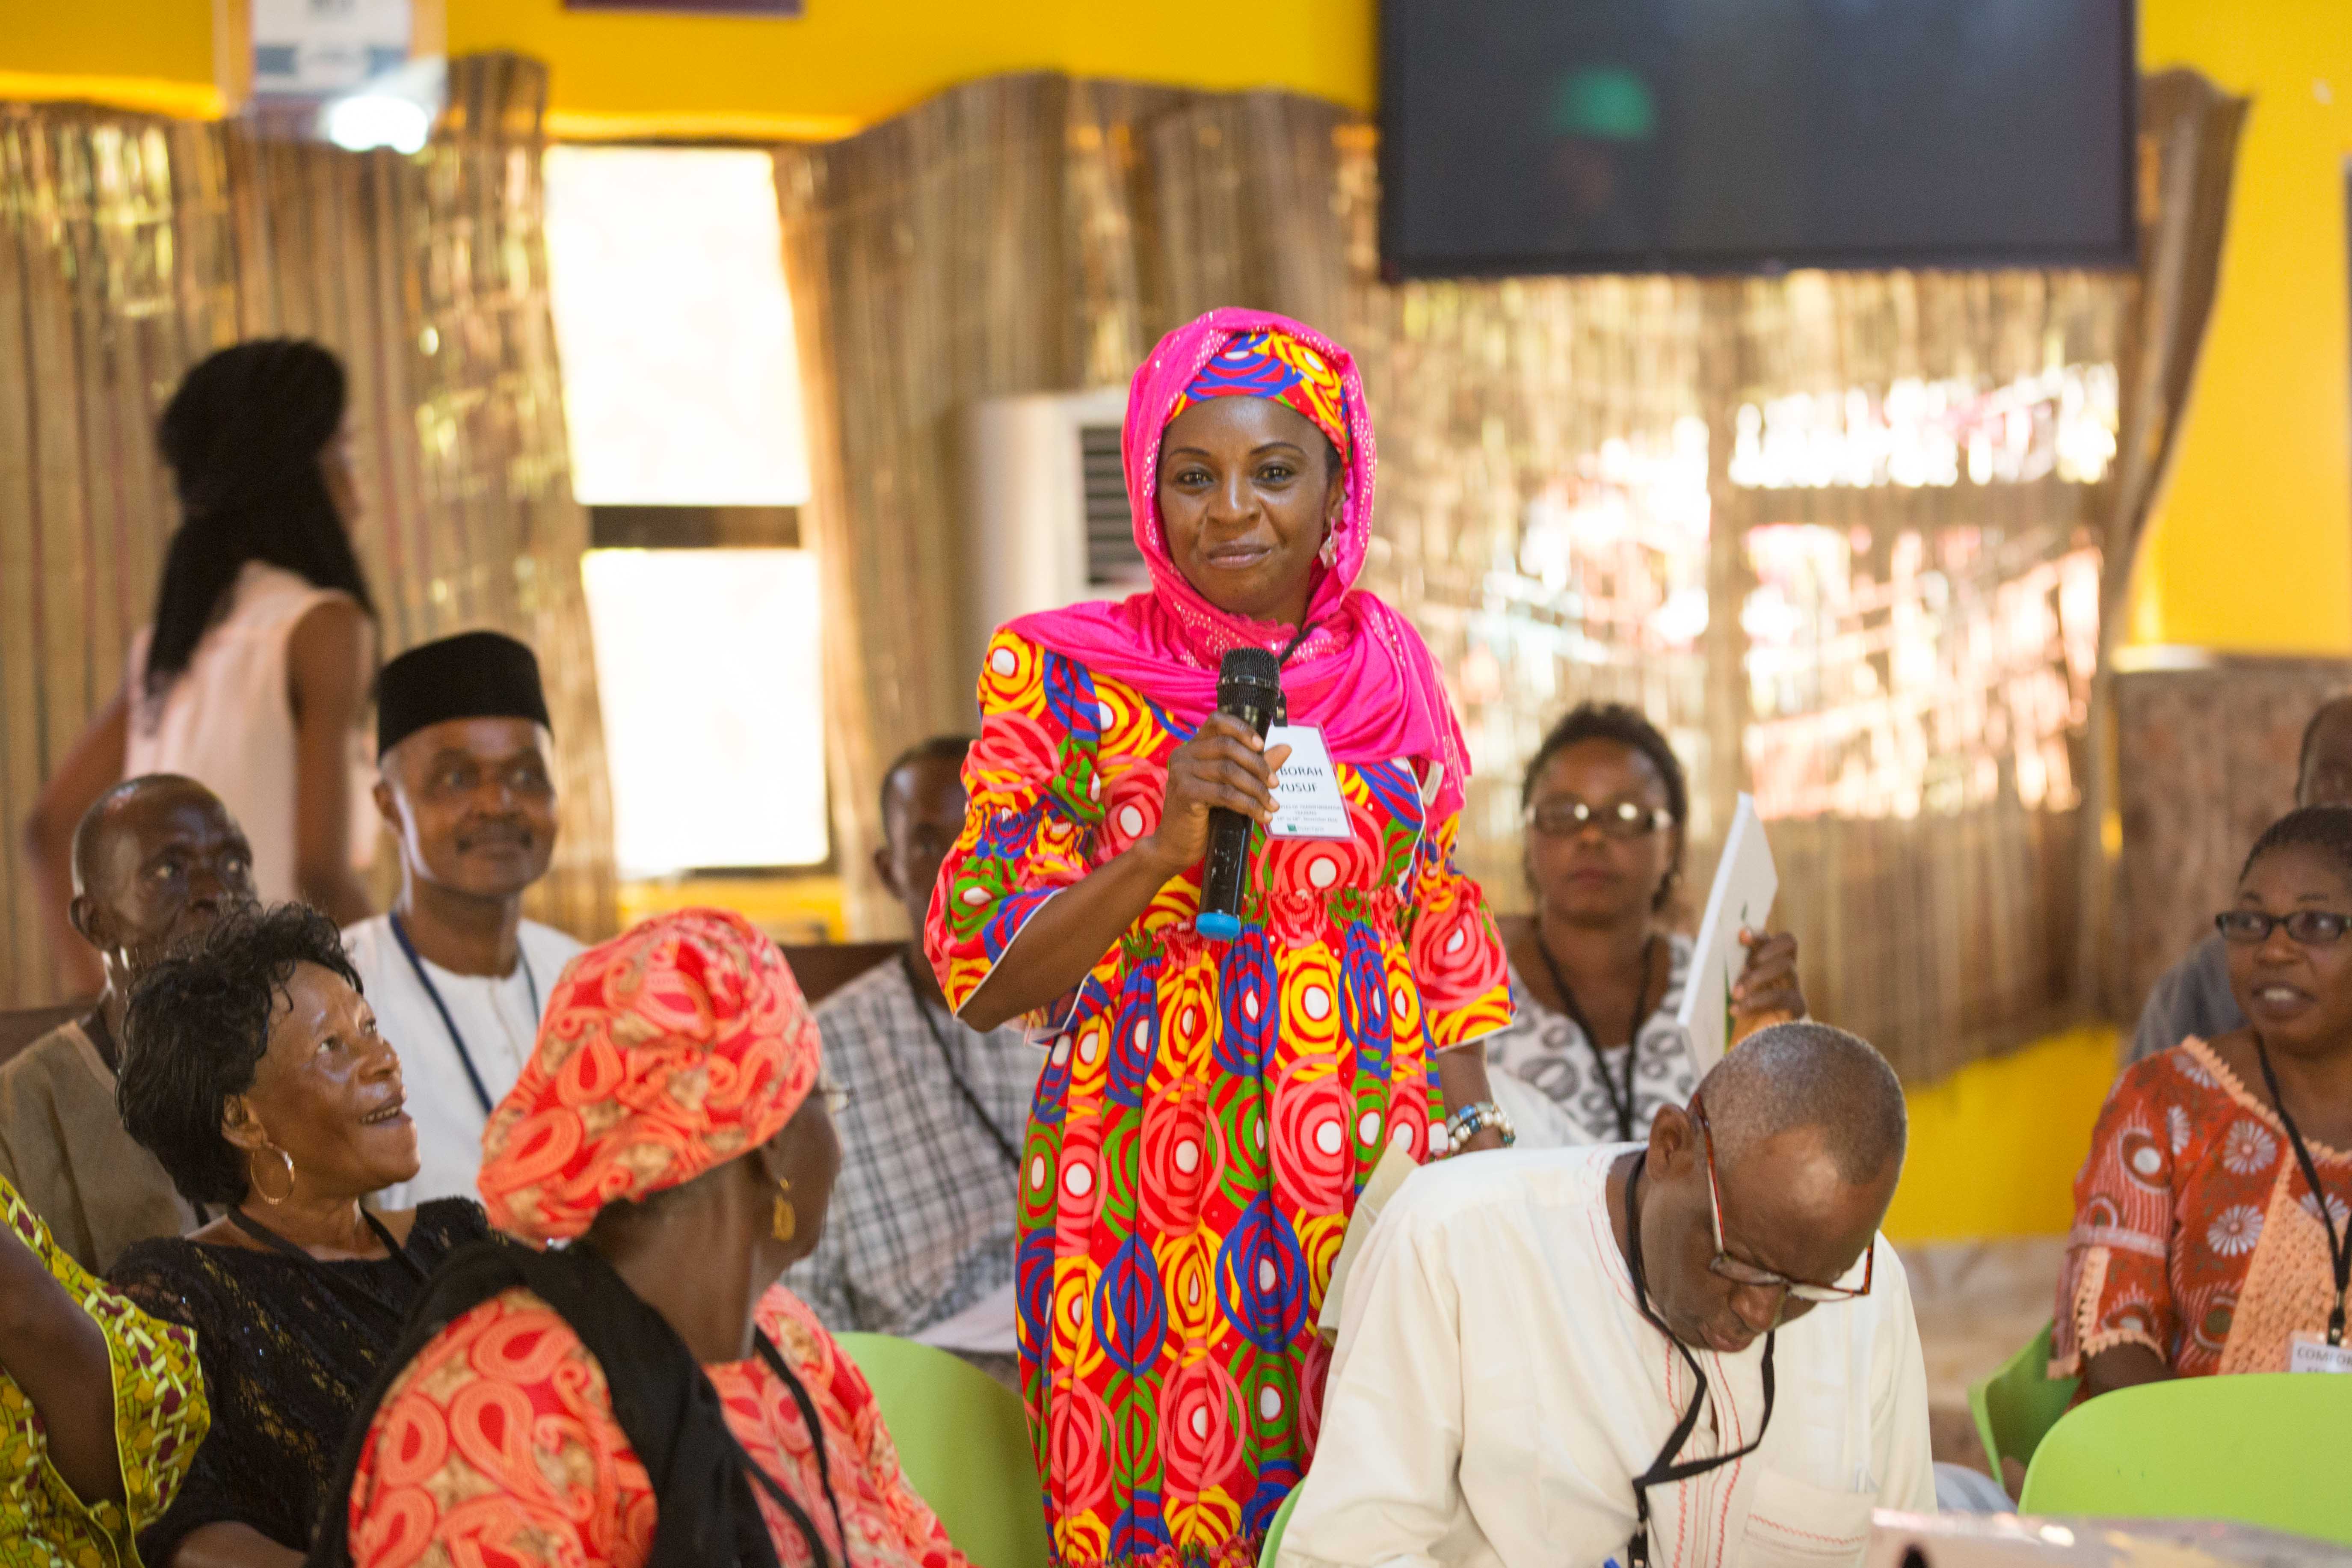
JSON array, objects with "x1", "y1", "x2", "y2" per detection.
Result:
[
  {"x1": 1264, "y1": 725, "x2": 1352, "y2": 841},
  {"x1": 2290, "y1": 1332, "x2": 2352, "y2": 1374}
]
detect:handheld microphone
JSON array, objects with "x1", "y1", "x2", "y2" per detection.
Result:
[{"x1": 1196, "y1": 647, "x2": 1284, "y2": 943}]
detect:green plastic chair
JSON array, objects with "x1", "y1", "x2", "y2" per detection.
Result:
[
  {"x1": 1967, "y1": 1320, "x2": 2078, "y2": 1483},
  {"x1": 836, "y1": 1334, "x2": 1049, "y2": 1568},
  {"x1": 1258, "y1": 1483, "x2": 1305, "y2": 1568},
  {"x1": 2020, "y1": 1372, "x2": 2352, "y2": 1544}
]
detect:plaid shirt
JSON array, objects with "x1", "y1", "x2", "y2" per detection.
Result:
[{"x1": 785, "y1": 954, "x2": 1040, "y2": 1337}]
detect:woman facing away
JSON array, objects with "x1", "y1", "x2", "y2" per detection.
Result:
[
  {"x1": 2056, "y1": 804, "x2": 2352, "y2": 1392},
  {"x1": 316, "y1": 908, "x2": 969, "y2": 1568},
  {"x1": 925, "y1": 308, "x2": 1515, "y2": 1567},
  {"x1": 25, "y1": 338, "x2": 378, "y2": 996},
  {"x1": 1484, "y1": 702, "x2": 1807, "y2": 1146},
  {"x1": 106, "y1": 904, "x2": 492, "y2": 1568}
]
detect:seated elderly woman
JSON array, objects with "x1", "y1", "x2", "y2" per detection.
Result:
[
  {"x1": 106, "y1": 904, "x2": 493, "y2": 1567},
  {"x1": 311, "y1": 909, "x2": 970, "y2": 1568},
  {"x1": 1485, "y1": 702, "x2": 1807, "y2": 1144},
  {"x1": 2058, "y1": 804, "x2": 2352, "y2": 1392},
  {"x1": 1, "y1": 1173, "x2": 207, "y2": 1561}
]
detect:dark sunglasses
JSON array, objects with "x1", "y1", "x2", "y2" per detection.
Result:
[
  {"x1": 2215, "y1": 910, "x2": 2352, "y2": 946},
  {"x1": 1691, "y1": 1094, "x2": 1875, "y2": 1304},
  {"x1": 1524, "y1": 796, "x2": 1676, "y2": 842}
]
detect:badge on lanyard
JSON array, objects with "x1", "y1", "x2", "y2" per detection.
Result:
[
  {"x1": 1264, "y1": 725, "x2": 1353, "y2": 840},
  {"x1": 2290, "y1": 1332, "x2": 2352, "y2": 1375}
]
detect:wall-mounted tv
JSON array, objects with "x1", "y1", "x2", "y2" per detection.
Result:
[{"x1": 1380, "y1": 0, "x2": 2136, "y2": 279}]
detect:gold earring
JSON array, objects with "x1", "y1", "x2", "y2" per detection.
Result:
[
  {"x1": 248, "y1": 1145, "x2": 297, "y2": 1206},
  {"x1": 772, "y1": 1177, "x2": 796, "y2": 1243}
]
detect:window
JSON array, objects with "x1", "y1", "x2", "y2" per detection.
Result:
[
  {"x1": 580, "y1": 549, "x2": 826, "y2": 874},
  {"x1": 545, "y1": 147, "x2": 825, "y2": 875},
  {"x1": 543, "y1": 146, "x2": 809, "y2": 506}
]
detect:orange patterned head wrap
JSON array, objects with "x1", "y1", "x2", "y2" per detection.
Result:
[{"x1": 476, "y1": 908, "x2": 821, "y2": 1243}]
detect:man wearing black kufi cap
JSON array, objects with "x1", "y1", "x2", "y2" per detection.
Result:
[{"x1": 344, "y1": 631, "x2": 584, "y2": 1206}]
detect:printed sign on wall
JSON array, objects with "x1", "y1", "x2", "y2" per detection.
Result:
[{"x1": 252, "y1": 0, "x2": 414, "y2": 97}]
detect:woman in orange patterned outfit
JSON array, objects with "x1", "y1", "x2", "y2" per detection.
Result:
[
  {"x1": 315, "y1": 909, "x2": 969, "y2": 1568},
  {"x1": 925, "y1": 309, "x2": 1514, "y2": 1568},
  {"x1": 2057, "y1": 806, "x2": 2352, "y2": 1393}
]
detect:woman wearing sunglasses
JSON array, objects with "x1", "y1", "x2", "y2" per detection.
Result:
[
  {"x1": 2056, "y1": 805, "x2": 2352, "y2": 1394},
  {"x1": 1487, "y1": 702, "x2": 1807, "y2": 1145}
]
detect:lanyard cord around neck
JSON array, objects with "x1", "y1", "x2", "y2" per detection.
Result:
[
  {"x1": 389, "y1": 911, "x2": 538, "y2": 1120},
  {"x1": 226, "y1": 1206, "x2": 426, "y2": 1322},
  {"x1": 1534, "y1": 931, "x2": 1657, "y2": 1144},
  {"x1": 2254, "y1": 1039, "x2": 2350, "y2": 1346},
  {"x1": 1621, "y1": 1152, "x2": 1775, "y2": 1568},
  {"x1": 1261, "y1": 617, "x2": 1317, "y2": 726},
  {"x1": 900, "y1": 949, "x2": 1022, "y2": 1172},
  {"x1": 739, "y1": 1331, "x2": 849, "y2": 1568}
]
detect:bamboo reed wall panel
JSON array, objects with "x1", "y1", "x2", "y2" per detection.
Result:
[{"x1": 0, "y1": 56, "x2": 613, "y2": 1008}]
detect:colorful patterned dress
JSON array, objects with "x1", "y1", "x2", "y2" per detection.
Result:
[
  {"x1": 339, "y1": 1283, "x2": 966, "y2": 1568},
  {"x1": 2054, "y1": 1037, "x2": 2352, "y2": 1379},
  {"x1": 0, "y1": 1176, "x2": 207, "y2": 1568},
  {"x1": 926, "y1": 628, "x2": 1512, "y2": 1568}
]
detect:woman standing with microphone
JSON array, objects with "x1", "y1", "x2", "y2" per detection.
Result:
[{"x1": 928, "y1": 309, "x2": 1512, "y2": 1568}]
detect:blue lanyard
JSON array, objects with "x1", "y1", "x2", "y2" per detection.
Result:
[{"x1": 387, "y1": 912, "x2": 538, "y2": 1120}]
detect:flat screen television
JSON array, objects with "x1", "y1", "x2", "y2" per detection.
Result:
[{"x1": 1380, "y1": 0, "x2": 2136, "y2": 279}]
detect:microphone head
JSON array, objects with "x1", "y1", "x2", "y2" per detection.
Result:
[{"x1": 1217, "y1": 646, "x2": 1283, "y2": 702}]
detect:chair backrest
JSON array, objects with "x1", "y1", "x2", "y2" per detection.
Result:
[
  {"x1": 835, "y1": 1332, "x2": 1049, "y2": 1568},
  {"x1": 2020, "y1": 1372, "x2": 2352, "y2": 1545},
  {"x1": 1967, "y1": 1319, "x2": 2078, "y2": 1479},
  {"x1": 1258, "y1": 1483, "x2": 1305, "y2": 1568}
]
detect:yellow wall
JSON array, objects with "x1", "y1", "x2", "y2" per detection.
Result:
[
  {"x1": 2125, "y1": 0, "x2": 2352, "y2": 653},
  {"x1": 1880, "y1": 1024, "x2": 2116, "y2": 1243},
  {"x1": 451, "y1": 0, "x2": 1373, "y2": 140},
  {"x1": 0, "y1": 1, "x2": 1373, "y2": 140}
]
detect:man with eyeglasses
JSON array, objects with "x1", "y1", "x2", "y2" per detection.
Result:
[
  {"x1": 2126, "y1": 694, "x2": 2352, "y2": 1067},
  {"x1": 1279, "y1": 1021, "x2": 1931, "y2": 1568}
]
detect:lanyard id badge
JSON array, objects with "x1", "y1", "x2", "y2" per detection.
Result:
[
  {"x1": 1264, "y1": 725, "x2": 1353, "y2": 840},
  {"x1": 2291, "y1": 1333, "x2": 2352, "y2": 1374}
]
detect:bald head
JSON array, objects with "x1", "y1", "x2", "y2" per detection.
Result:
[
  {"x1": 1629, "y1": 1022, "x2": 1905, "y2": 1355},
  {"x1": 1698, "y1": 1020, "x2": 1907, "y2": 1186},
  {"x1": 69, "y1": 775, "x2": 256, "y2": 989},
  {"x1": 2296, "y1": 696, "x2": 2352, "y2": 809}
]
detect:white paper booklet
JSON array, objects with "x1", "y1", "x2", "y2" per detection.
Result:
[
  {"x1": 911, "y1": 1281, "x2": 1019, "y2": 1355},
  {"x1": 1675, "y1": 793, "x2": 1778, "y2": 1075}
]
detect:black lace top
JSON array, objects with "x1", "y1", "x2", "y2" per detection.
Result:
[{"x1": 107, "y1": 1198, "x2": 493, "y2": 1560}]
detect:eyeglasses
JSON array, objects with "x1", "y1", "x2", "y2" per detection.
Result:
[
  {"x1": 1690, "y1": 1094, "x2": 1874, "y2": 1304},
  {"x1": 2216, "y1": 909, "x2": 2352, "y2": 946},
  {"x1": 1524, "y1": 796, "x2": 1676, "y2": 841},
  {"x1": 818, "y1": 1074, "x2": 851, "y2": 1117}
]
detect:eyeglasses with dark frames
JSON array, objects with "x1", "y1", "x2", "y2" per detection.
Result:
[
  {"x1": 1523, "y1": 796, "x2": 1676, "y2": 842},
  {"x1": 2215, "y1": 909, "x2": 2352, "y2": 946},
  {"x1": 1689, "y1": 1094, "x2": 1875, "y2": 1304}
]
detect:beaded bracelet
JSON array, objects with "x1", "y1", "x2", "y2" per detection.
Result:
[{"x1": 1443, "y1": 1099, "x2": 1518, "y2": 1155}]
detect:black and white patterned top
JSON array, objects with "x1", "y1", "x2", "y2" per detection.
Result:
[{"x1": 1483, "y1": 933, "x2": 1700, "y2": 1147}]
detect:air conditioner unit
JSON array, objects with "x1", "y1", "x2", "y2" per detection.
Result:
[{"x1": 960, "y1": 389, "x2": 1144, "y2": 683}]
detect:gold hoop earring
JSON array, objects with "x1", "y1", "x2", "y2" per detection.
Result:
[
  {"x1": 248, "y1": 1145, "x2": 297, "y2": 1206},
  {"x1": 772, "y1": 1177, "x2": 797, "y2": 1244}
]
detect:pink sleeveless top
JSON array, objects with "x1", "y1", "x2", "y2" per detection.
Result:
[{"x1": 125, "y1": 561, "x2": 376, "y2": 904}]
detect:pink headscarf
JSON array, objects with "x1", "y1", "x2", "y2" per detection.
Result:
[{"x1": 1009, "y1": 308, "x2": 1469, "y2": 819}]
